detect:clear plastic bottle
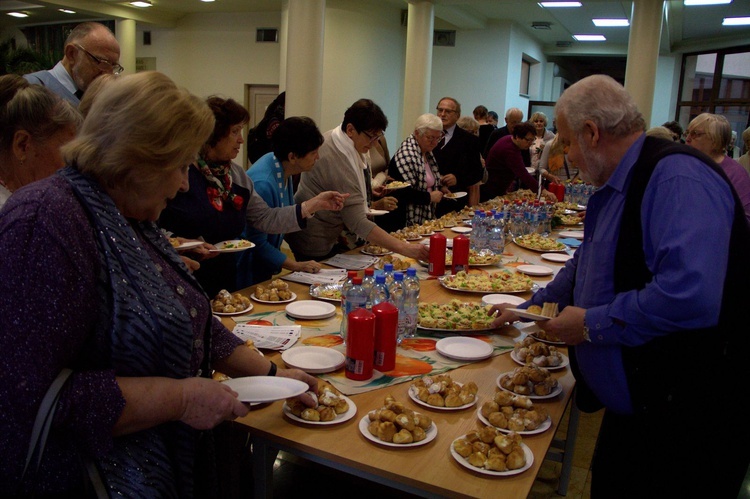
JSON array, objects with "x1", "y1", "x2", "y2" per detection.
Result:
[
  {"x1": 362, "y1": 268, "x2": 375, "y2": 309},
  {"x1": 370, "y1": 274, "x2": 389, "y2": 306},
  {"x1": 403, "y1": 267, "x2": 420, "y2": 339},
  {"x1": 471, "y1": 211, "x2": 488, "y2": 251},
  {"x1": 339, "y1": 270, "x2": 359, "y2": 339},
  {"x1": 382, "y1": 263, "x2": 395, "y2": 286},
  {"x1": 388, "y1": 272, "x2": 406, "y2": 344},
  {"x1": 343, "y1": 276, "x2": 368, "y2": 345},
  {"x1": 488, "y1": 212, "x2": 505, "y2": 256},
  {"x1": 511, "y1": 200, "x2": 524, "y2": 237}
]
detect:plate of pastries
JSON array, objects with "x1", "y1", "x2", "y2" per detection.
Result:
[
  {"x1": 211, "y1": 289, "x2": 253, "y2": 316},
  {"x1": 283, "y1": 380, "x2": 356, "y2": 425},
  {"x1": 408, "y1": 375, "x2": 478, "y2": 411},
  {"x1": 477, "y1": 390, "x2": 551, "y2": 436},
  {"x1": 511, "y1": 336, "x2": 568, "y2": 371},
  {"x1": 360, "y1": 395, "x2": 437, "y2": 447},
  {"x1": 252, "y1": 279, "x2": 296, "y2": 303},
  {"x1": 451, "y1": 427, "x2": 533, "y2": 476},
  {"x1": 497, "y1": 365, "x2": 561, "y2": 400}
]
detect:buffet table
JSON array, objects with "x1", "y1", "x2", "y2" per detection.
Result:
[{"x1": 220, "y1": 227, "x2": 579, "y2": 499}]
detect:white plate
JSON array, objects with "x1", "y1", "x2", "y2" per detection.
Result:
[
  {"x1": 558, "y1": 230, "x2": 584, "y2": 240},
  {"x1": 367, "y1": 209, "x2": 389, "y2": 216},
  {"x1": 476, "y1": 407, "x2": 552, "y2": 436},
  {"x1": 285, "y1": 300, "x2": 337, "y2": 320},
  {"x1": 211, "y1": 240, "x2": 255, "y2": 253},
  {"x1": 407, "y1": 383, "x2": 478, "y2": 411},
  {"x1": 451, "y1": 439, "x2": 533, "y2": 476},
  {"x1": 358, "y1": 415, "x2": 438, "y2": 448},
  {"x1": 282, "y1": 395, "x2": 357, "y2": 425},
  {"x1": 361, "y1": 248, "x2": 392, "y2": 256},
  {"x1": 496, "y1": 373, "x2": 563, "y2": 400},
  {"x1": 281, "y1": 346, "x2": 345, "y2": 373},
  {"x1": 510, "y1": 349, "x2": 569, "y2": 371},
  {"x1": 516, "y1": 265, "x2": 554, "y2": 277},
  {"x1": 527, "y1": 332, "x2": 566, "y2": 346},
  {"x1": 506, "y1": 308, "x2": 550, "y2": 321},
  {"x1": 222, "y1": 376, "x2": 308, "y2": 403},
  {"x1": 451, "y1": 226, "x2": 472, "y2": 234},
  {"x1": 541, "y1": 253, "x2": 573, "y2": 263},
  {"x1": 445, "y1": 191, "x2": 467, "y2": 200},
  {"x1": 309, "y1": 283, "x2": 343, "y2": 302},
  {"x1": 436, "y1": 337, "x2": 494, "y2": 361},
  {"x1": 481, "y1": 294, "x2": 526, "y2": 307},
  {"x1": 213, "y1": 303, "x2": 254, "y2": 316},
  {"x1": 251, "y1": 291, "x2": 297, "y2": 304},
  {"x1": 383, "y1": 182, "x2": 410, "y2": 190},
  {"x1": 175, "y1": 240, "x2": 204, "y2": 251}
]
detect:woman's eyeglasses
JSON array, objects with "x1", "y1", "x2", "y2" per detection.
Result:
[
  {"x1": 362, "y1": 131, "x2": 383, "y2": 144},
  {"x1": 685, "y1": 130, "x2": 707, "y2": 139},
  {"x1": 76, "y1": 44, "x2": 124, "y2": 75}
]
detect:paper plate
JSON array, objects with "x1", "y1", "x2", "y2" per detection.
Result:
[
  {"x1": 222, "y1": 376, "x2": 308, "y2": 403},
  {"x1": 558, "y1": 230, "x2": 584, "y2": 240},
  {"x1": 367, "y1": 209, "x2": 389, "y2": 216},
  {"x1": 213, "y1": 303, "x2": 254, "y2": 316},
  {"x1": 283, "y1": 396, "x2": 357, "y2": 425},
  {"x1": 285, "y1": 300, "x2": 337, "y2": 320},
  {"x1": 251, "y1": 291, "x2": 297, "y2": 304},
  {"x1": 281, "y1": 346, "x2": 345, "y2": 373},
  {"x1": 436, "y1": 337, "x2": 494, "y2": 361},
  {"x1": 541, "y1": 253, "x2": 573, "y2": 263},
  {"x1": 445, "y1": 191, "x2": 467, "y2": 200},
  {"x1": 359, "y1": 416, "x2": 438, "y2": 448},
  {"x1": 175, "y1": 241, "x2": 204, "y2": 251},
  {"x1": 481, "y1": 294, "x2": 526, "y2": 307},
  {"x1": 211, "y1": 240, "x2": 256, "y2": 253},
  {"x1": 451, "y1": 226, "x2": 472, "y2": 234},
  {"x1": 506, "y1": 308, "x2": 550, "y2": 321},
  {"x1": 516, "y1": 265, "x2": 554, "y2": 276}
]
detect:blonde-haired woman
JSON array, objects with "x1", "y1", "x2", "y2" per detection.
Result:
[
  {"x1": 685, "y1": 112, "x2": 750, "y2": 224},
  {"x1": 0, "y1": 71, "x2": 316, "y2": 497}
]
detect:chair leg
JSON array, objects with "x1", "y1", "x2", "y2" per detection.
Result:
[{"x1": 557, "y1": 387, "x2": 581, "y2": 496}]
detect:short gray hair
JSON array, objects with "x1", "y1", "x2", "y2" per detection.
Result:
[
  {"x1": 414, "y1": 113, "x2": 443, "y2": 136},
  {"x1": 555, "y1": 75, "x2": 645, "y2": 138}
]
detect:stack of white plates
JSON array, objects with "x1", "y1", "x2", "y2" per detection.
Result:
[
  {"x1": 285, "y1": 300, "x2": 337, "y2": 320},
  {"x1": 281, "y1": 346, "x2": 345, "y2": 373}
]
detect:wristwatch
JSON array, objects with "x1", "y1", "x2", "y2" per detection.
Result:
[{"x1": 582, "y1": 312, "x2": 592, "y2": 343}]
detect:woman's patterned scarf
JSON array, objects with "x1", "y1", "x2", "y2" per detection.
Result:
[
  {"x1": 59, "y1": 166, "x2": 213, "y2": 498},
  {"x1": 197, "y1": 157, "x2": 244, "y2": 211}
]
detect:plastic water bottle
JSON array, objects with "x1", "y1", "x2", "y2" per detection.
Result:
[
  {"x1": 388, "y1": 272, "x2": 406, "y2": 344},
  {"x1": 511, "y1": 200, "x2": 524, "y2": 237},
  {"x1": 343, "y1": 276, "x2": 368, "y2": 344},
  {"x1": 340, "y1": 270, "x2": 358, "y2": 339},
  {"x1": 488, "y1": 212, "x2": 505, "y2": 256},
  {"x1": 382, "y1": 263, "x2": 394, "y2": 286},
  {"x1": 542, "y1": 201, "x2": 554, "y2": 235},
  {"x1": 362, "y1": 268, "x2": 375, "y2": 308},
  {"x1": 403, "y1": 267, "x2": 420, "y2": 339},
  {"x1": 471, "y1": 211, "x2": 488, "y2": 251},
  {"x1": 370, "y1": 274, "x2": 389, "y2": 306}
]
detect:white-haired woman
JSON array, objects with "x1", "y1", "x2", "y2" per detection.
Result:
[
  {"x1": 0, "y1": 71, "x2": 316, "y2": 497},
  {"x1": 385, "y1": 113, "x2": 446, "y2": 228},
  {"x1": 685, "y1": 113, "x2": 750, "y2": 224},
  {"x1": 529, "y1": 111, "x2": 555, "y2": 174}
]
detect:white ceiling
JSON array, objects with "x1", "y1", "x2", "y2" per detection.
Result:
[{"x1": 0, "y1": 0, "x2": 748, "y2": 56}]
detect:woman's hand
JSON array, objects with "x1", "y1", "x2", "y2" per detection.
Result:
[
  {"x1": 430, "y1": 190, "x2": 444, "y2": 204},
  {"x1": 278, "y1": 368, "x2": 319, "y2": 407},
  {"x1": 290, "y1": 259, "x2": 321, "y2": 274},
  {"x1": 180, "y1": 256, "x2": 201, "y2": 272},
  {"x1": 372, "y1": 196, "x2": 398, "y2": 211},
  {"x1": 489, "y1": 303, "x2": 521, "y2": 328},
  {"x1": 371, "y1": 185, "x2": 386, "y2": 198},
  {"x1": 178, "y1": 378, "x2": 249, "y2": 430},
  {"x1": 309, "y1": 191, "x2": 349, "y2": 213},
  {"x1": 400, "y1": 242, "x2": 430, "y2": 261},
  {"x1": 541, "y1": 189, "x2": 558, "y2": 203},
  {"x1": 441, "y1": 174, "x2": 457, "y2": 187}
]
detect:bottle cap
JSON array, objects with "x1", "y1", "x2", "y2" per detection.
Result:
[
  {"x1": 393, "y1": 272, "x2": 404, "y2": 281},
  {"x1": 348, "y1": 270, "x2": 358, "y2": 278},
  {"x1": 375, "y1": 274, "x2": 385, "y2": 283},
  {"x1": 406, "y1": 267, "x2": 416, "y2": 277},
  {"x1": 384, "y1": 263, "x2": 393, "y2": 272},
  {"x1": 352, "y1": 277, "x2": 362, "y2": 285},
  {"x1": 364, "y1": 268, "x2": 374, "y2": 276}
]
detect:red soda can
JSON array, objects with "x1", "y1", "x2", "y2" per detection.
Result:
[
  {"x1": 345, "y1": 308, "x2": 375, "y2": 380},
  {"x1": 372, "y1": 302, "x2": 398, "y2": 371}
]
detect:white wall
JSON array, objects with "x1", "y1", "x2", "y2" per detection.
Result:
[
  {"x1": 505, "y1": 23, "x2": 548, "y2": 120},
  {"x1": 650, "y1": 55, "x2": 680, "y2": 127}
]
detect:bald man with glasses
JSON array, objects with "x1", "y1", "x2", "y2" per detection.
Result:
[{"x1": 24, "y1": 22, "x2": 121, "y2": 107}]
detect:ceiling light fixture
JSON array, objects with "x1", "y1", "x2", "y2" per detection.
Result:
[
  {"x1": 684, "y1": 0, "x2": 731, "y2": 5},
  {"x1": 201, "y1": 0, "x2": 216, "y2": 2},
  {"x1": 723, "y1": 16, "x2": 750, "y2": 25},
  {"x1": 539, "y1": 2, "x2": 582, "y2": 7},
  {"x1": 593, "y1": 18, "x2": 629, "y2": 27},
  {"x1": 129, "y1": 1, "x2": 152, "y2": 7},
  {"x1": 532, "y1": 21, "x2": 552, "y2": 30},
  {"x1": 59, "y1": 8, "x2": 76, "y2": 14},
  {"x1": 573, "y1": 34, "x2": 606, "y2": 41},
  {"x1": 7, "y1": 12, "x2": 28, "y2": 18}
]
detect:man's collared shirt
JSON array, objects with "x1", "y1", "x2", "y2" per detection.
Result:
[{"x1": 48, "y1": 61, "x2": 79, "y2": 96}]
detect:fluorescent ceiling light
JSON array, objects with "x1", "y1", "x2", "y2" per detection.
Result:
[
  {"x1": 7, "y1": 11, "x2": 28, "y2": 17},
  {"x1": 684, "y1": 0, "x2": 731, "y2": 5},
  {"x1": 593, "y1": 18, "x2": 629, "y2": 27},
  {"x1": 129, "y1": 1, "x2": 152, "y2": 7},
  {"x1": 723, "y1": 16, "x2": 750, "y2": 25},
  {"x1": 539, "y1": 2, "x2": 582, "y2": 7},
  {"x1": 59, "y1": 8, "x2": 76, "y2": 14},
  {"x1": 573, "y1": 34, "x2": 606, "y2": 41},
  {"x1": 201, "y1": 0, "x2": 216, "y2": 2}
]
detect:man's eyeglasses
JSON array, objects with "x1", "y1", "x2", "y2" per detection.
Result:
[
  {"x1": 76, "y1": 44, "x2": 124, "y2": 75},
  {"x1": 436, "y1": 107, "x2": 457, "y2": 115},
  {"x1": 685, "y1": 130, "x2": 706, "y2": 139},
  {"x1": 362, "y1": 131, "x2": 383, "y2": 144}
]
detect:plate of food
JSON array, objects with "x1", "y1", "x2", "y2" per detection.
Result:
[
  {"x1": 408, "y1": 376, "x2": 478, "y2": 411},
  {"x1": 359, "y1": 401, "x2": 437, "y2": 448},
  {"x1": 252, "y1": 291, "x2": 297, "y2": 304},
  {"x1": 516, "y1": 265, "x2": 554, "y2": 276},
  {"x1": 496, "y1": 367, "x2": 562, "y2": 400},
  {"x1": 309, "y1": 283, "x2": 343, "y2": 302},
  {"x1": 417, "y1": 300, "x2": 497, "y2": 331},
  {"x1": 510, "y1": 339, "x2": 569, "y2": 370},
  {"x1": 468, "y1": 251, "x2": 501, "y2": 266},
  {"x1": 527, "y1": 329, "x2": 565, "y2": 346},
  {"x1": 435, "y1": 337, "x2": 494, "y2": 361},
  {"x1": 384, "y1": 181, "x2": 410, "y2": 190},
  {"x1": 222, "y1": 376, "x2": 308, "y2": 404},
  {"x1": 211, "y1": 289, "x2": 254, "y2": 316},
  {"x1": 541, "y1": 253, "x2": 573, "y2": 263},
  {"x1": 438, "y1": 271, "x2": 534, "y2": 294},
  {"x1": 210, "y1": 239, "x2": 255, "y2": 253},
  {"x1": 451, "y1": 431, "x2": 533, "y2": 476},
  {"x1": 283, "y1": 384, "x2": 356, "y2": 425},
  {"x1": 445, "y1": 191, "x2": 467, "y2": 200},
  {"x1": 361, "y1": 244, "x2": 392, "y2": 256},
  {"x1": 476, "y1": 407, "x2": 551, "y2": 436},
  {"x1": 513, "y1": 234, "x2": 568, "y2": 253},
  {"x1": 558, "y1": 215, "x2": 584, "y2": 226},
  {"x1": 281, "y1": 346, "x2": 345, "y2": 374}
]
